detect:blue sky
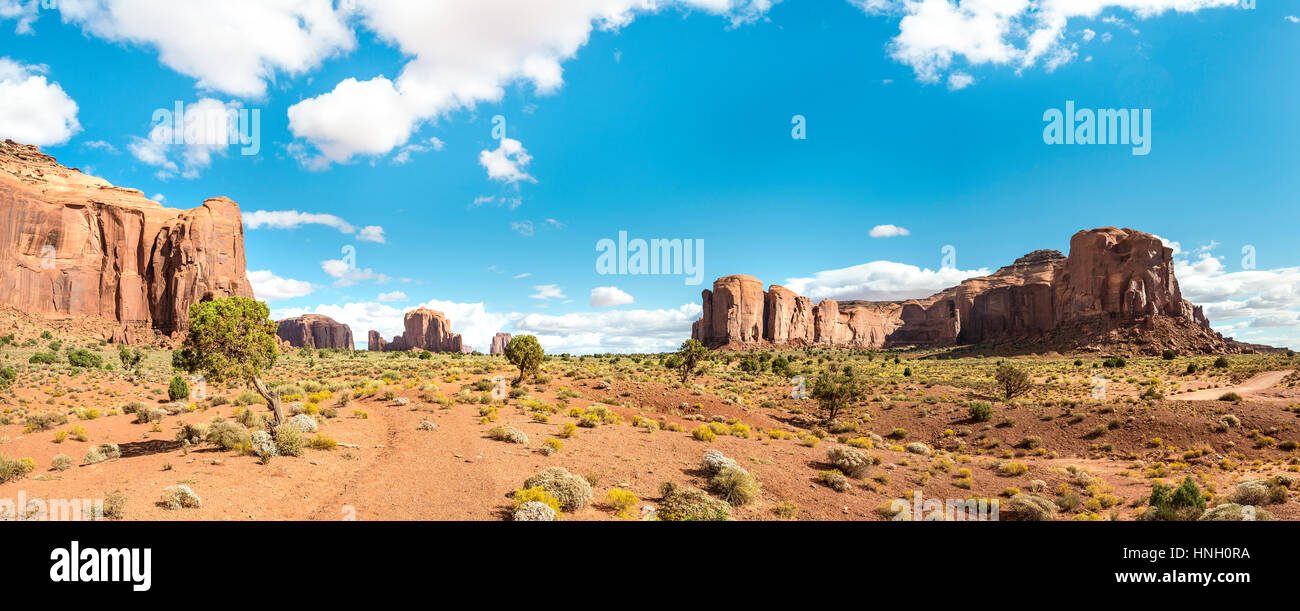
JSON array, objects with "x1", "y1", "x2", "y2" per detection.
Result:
[{"x1": 2, "y1": 0, "x2": 1298, "y2": 352}]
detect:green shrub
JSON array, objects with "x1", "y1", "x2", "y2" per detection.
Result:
[
  {"x1": 1142, "y1": 476, "x2": 1206, "y2": 521},
  {"x1": 968, "y1": 401, "x2": 993, "y2": 422},
  {"x1": 168, "y1": 376, "x2": 190, "y2": 401},
  {"x1": 67, "y1": 349, "x2": 103, "y2": 369}
]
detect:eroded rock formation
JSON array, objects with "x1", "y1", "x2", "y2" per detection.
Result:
[
  {"x1": 367, "y1": 307, "x2": 465, "y2": 353},
  {"x1": 490, "y1": 332, "x2": 512, "y2": 355},
  {"x1": 693, "y1": 228, "x2": 1236, "y2": 355},
  {"x1": 0, "y1": 140, "x2": 253, "y2": 340},
  {"x1": 276, "y1": 314, "x2": 354, "y2": 350}
]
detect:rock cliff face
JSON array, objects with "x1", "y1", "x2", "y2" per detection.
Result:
[
  {"x1": 0, "y1": 140, "x2": 253, "y2": 340},
  {"x1": 276, "y1": 314, "x2": 354, "y2": 350},
  {"x1": 693, "y1": 228, "x2": 1234, "y2": 354},
  {"x1": 490, "y1": 332, "x2": 512, "y2": 355},
  {"x1": 367, "y1": 307, "x2": 465, "y2": 353}
]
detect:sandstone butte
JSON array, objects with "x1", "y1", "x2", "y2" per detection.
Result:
[
  {"x1": 367, "y1": 307, "x2": 467, "y2": 353},
  {"x1": 692, "y1": 227, "x2": 1256, "y2": 355},
  {"x1": 275, "y1": 314, "x2": 354, "y2": 350},
  {"x1": 490, "y1": 332, "x2": 512, "y2": 355},
  {"x1": 0, "y1": 139, "x2": 252, "y2": 344}
]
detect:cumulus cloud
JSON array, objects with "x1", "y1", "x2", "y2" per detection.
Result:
[
  {"x1": 0, "y1": 57, "x2": 80, "y2": 146},
  {"x1": 513, "y1": 304, "x2": 703, "y2": 353},
  {"x1": 47, "y1": 0, "x2": 355, "y2": 98},
  {"x1": 783, "y1": 260, "x2": 990, "y2": 302},
  {"x1": 376, "y1": 291, "x2": 408, "y2": 302},
  {"x1": 244, "y1": 210, "x2": 386, "y2": 243},
  {"x1": 1173, "y1": 246, "x2": 1300, "y2": 348},
  {"x1": 248, "y1": 269, "x2": 314, "y2": 301},
  {"x1": 869, "y1": 224, "x2": 911, "y2": 238},
  {"x1": 872, "y1": 0, "x2": 1238, "y2": 85},
  {"x1": 589, "y1": 286, "x2": 634, "y2": 307},
  {"x1": 284, "y1": 0, "x2": 777, "y2": 165},
  {"x1": 479, "y1": 137, "x2": 535, "y2": 184}
]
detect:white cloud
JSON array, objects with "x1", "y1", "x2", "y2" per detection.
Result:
[
  {"x1": 869, "y1": 223, "x2": 911, "y2": 238},
  {"x1": 128, "y1": 97, "x2": 250, "y2": 179},
  {"x1": 390, "y1": 136, "x2": 444, "y2": 164},
  {"x1": 49, "y1": 0, "x2": 355, "y2": 98},
  {"x1": 274, "y1": 298, "x2": 702, "y2": 354},
  {"x1": 0, "y1": 57, "x2": 80, "y2": 146},
  {"x1": 376, "y1": 291, "x2": 408, "y2": 302},
  {"x1": 285, "y1": 0, "x2": 777, "y2": 165},
  {"x1": 83, "y1": 139, "x2": 118, "y2": 153},
  {"x1": 513, "y1": 272, "x2": 532, "y2": 279},
  {"x1": 783, "y1": 260, "x2": 991, "y2": 302},
  {"x1": 530, "y1": 284, "x2": 566, "y2": 300},
  {"x1": 511, "y1": 220, "x2": 535, "y2": 236},
  {"x1": 0, "y1": 0, "x2": 38, "y2": 34},
  {"x1": 321, "y1": 258, "x2": 390, "y2": 287},
  {"x1": 513, "y1": 304, "x2": 703, "y2": 353},
  {"x1": 472, "y1": 194, "x2": 522, "y2": 210},
  {"x1": 881, "y1": 0, "x2": 1238, "y2": 85},
  {"x1": 590, "y1": 286, "x2": 635, "y2": 307},
  {"x1": 1286, "y1": 15, "x2": 1299, "y2": 23},
  {"x1": 1173, "y1": 247, "x2": 1300, "y2": 348},
  {"x1": 287, "y1": 76, "x2": 418, "y2": 167},
  {"x1": 244, "y1": 209, "x2": 385, "y2": 243},
  {"x1": 947, "y1": 71, "x2": 974, "y2": 90},
  {"x1": 479, "y1": 137, "x2": 535, "y2": 184},
  {"x1": 248, "y1": 269, "x2": 314, "y2": 300},
  {"x1": 356, "y1": 226, "x2": 386, "y2": 244}
]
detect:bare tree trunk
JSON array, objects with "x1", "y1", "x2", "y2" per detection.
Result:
[{"x1": 251, "y1": 375, "x2": 284, "y2": 426}]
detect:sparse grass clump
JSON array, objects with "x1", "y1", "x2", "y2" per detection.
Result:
[
  {"x1": 206, "y1": 420, "x2": 251, "y2": 452},
  {"x1": 274, "y1": 426, "x2": 306, "y2": 457},
  {"x1": 657, "y1": 481, "x2": 730, "y2": 521},
  {"x1": 488, "y1": 425, "x2": 529, "y2": 444},
  {"x1": 818, "y1": 469, "x2": 851, "y2": 492},
  {"x1": 522, "y1": 467, "x2": 593, "y2": 511},
  {"x1": 826, "y1": 445, "x2": 873, "y2": 478},
  {"x1": 711, "y1": 466, "x2": 761, "y2": 506},
  {"x1": 0, "y1": 456, "x2": 35, "y2": 482}
]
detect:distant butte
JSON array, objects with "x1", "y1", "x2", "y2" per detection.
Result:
[{"x1": 693, "y1": 227, "x2": 1264, "y2": 355}]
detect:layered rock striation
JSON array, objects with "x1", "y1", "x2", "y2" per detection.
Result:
[{"x1": 0, "y1": 140, "x2": 253, "y2": 340}]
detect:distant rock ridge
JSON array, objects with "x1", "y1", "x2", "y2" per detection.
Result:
[
  {"x1": 276, "y1": 314, "x2": 354, "y2": 350},
  {"x1": 367, "y1": 307, "x2": 466, "y2": 353},
  {"x1": 0, "y1": 140, "x2": 254, "y2": 341},
  {"x1": 692, "y1": 227, "x2": 1244, "y2": 355}
]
